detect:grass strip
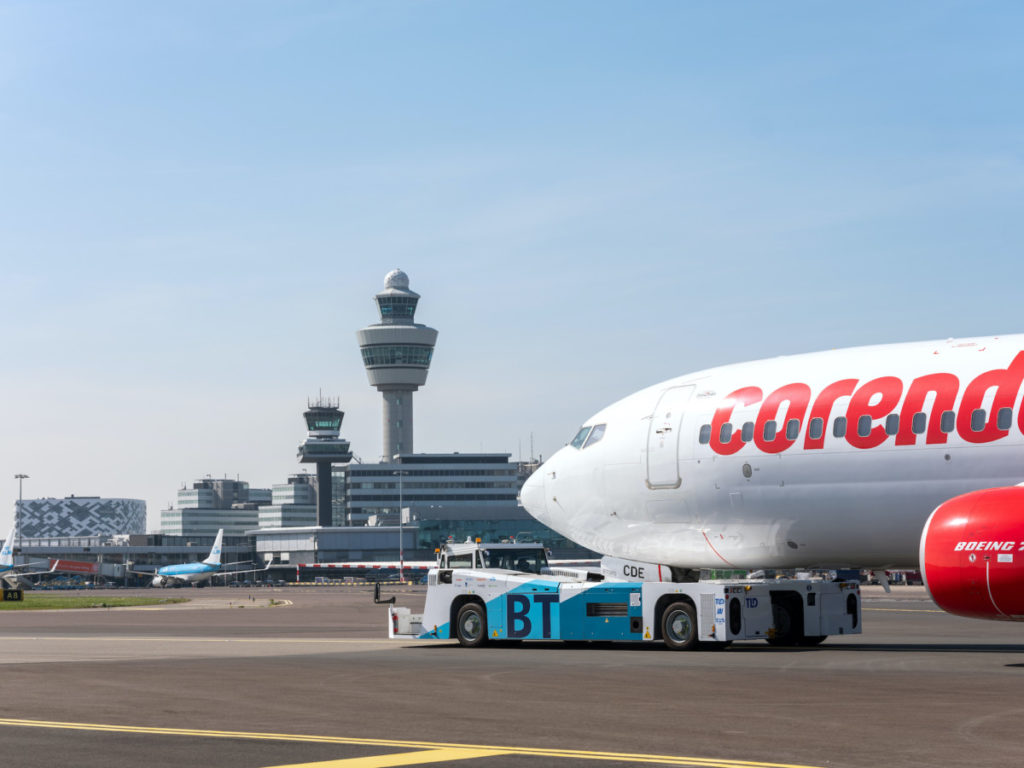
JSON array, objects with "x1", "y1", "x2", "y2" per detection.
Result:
[{"x1": 0, "y1": 595, "x2": 189, "y2": 610}]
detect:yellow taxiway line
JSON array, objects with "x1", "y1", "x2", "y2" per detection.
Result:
[{"x1": 0, "y1": 717, "x2": 827, "y2": 768}]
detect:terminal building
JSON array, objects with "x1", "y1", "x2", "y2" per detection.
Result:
[
  {"x1": 340, "y1": 453, "x2": 563, "y2": 550},
  {"x1": 161, "y1": 477, "x2": 271, "y2": 536},
  {"x1": 258, "y1": 473, "x2": 317, "y2": 529},
  {"x1": 16, "y1": 532, "x2": 256, "y2": 585}
]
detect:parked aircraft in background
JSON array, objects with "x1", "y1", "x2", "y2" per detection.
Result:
[
  {"x1": 520, "y1": 335, "x2": 1024, "y2": 622},
  {"x1": 0, "y1": 526, "x2": 57, "y2": 585},
  {"x1": 130, "y1": 529, "x2": 273, "y2": 587}
]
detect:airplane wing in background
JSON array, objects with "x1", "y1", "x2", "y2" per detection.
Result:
[
  {"x1": 125, "y1": 567, "x2": 158, "y2": 577},
  {"x1": 211, "y1": 555, "x2": 275, "y2": 581},
  {"x1": 11, "y1": 560, "x2": 59, "y2": 577}
]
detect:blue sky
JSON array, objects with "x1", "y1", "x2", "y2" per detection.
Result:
[{"x1": 2, "y1": 1, "x2": 1022, "y2": 529}]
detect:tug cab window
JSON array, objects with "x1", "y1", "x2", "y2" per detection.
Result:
[
  {"x1": 444, "y1": 553, "x2": 474, "y2": 569},
  {"x1": 583, "y1": 423, "x2": 607, "y2": 448},
  {"x1": 483, "y1": 548, "x2": 548, "y2": 574},
  {"x1": 570, "y1": 426, "x2": 592, "y2": 449}
]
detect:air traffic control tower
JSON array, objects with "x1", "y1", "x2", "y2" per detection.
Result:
[
  {"x1": 297, "y1": 398, "x2": 353, "y2": 526},
  {"x1": 357, "y1": 269, "x2": 438, "y2": 460}
]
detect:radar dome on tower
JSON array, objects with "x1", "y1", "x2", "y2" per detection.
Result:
[{"x1": 384, "y1": 269, "x2": 410, "y2": 291}]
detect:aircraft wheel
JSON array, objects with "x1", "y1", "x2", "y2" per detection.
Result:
[
  {"x1": 455, "y1": 602, "x2": 488, "y2": 648},
  {"x1": 661, "y1": 602, "x2": 699, "y2": 651}
]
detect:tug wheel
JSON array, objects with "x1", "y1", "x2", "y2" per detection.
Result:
[
  {"x1": 661, "y1": 601, "x2": 699, "y2": 651},
  {"x1": 455, "y1": 602, "x2": 488, "y2": 648}
]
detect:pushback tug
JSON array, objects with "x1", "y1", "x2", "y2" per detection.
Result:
[{"x1": 388, "y1": 540, "x2": 861, "y2": 649}]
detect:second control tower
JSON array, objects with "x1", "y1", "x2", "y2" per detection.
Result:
[{"x1": 357, "y1": 269, "x2": 438, "y2": 460}]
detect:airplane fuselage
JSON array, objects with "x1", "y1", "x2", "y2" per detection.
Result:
[
  {"x1": 521, "y1": 335, "x2": 1024, "y2": 570},
  {"x1": 153, "y1": 562, "x2": 218, "y2": 587}
]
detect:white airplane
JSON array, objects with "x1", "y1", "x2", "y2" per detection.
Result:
[
  {"x1": 0, "y1": 526, "x2": 57, "y2": 586},
  {"x1": 130, "y1": 530, "x2": 273, "y2": 587},
  {"x1": 520, "y1": 334, "x2": 1024, "y2": 622}
]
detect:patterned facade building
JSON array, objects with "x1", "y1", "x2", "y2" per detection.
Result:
[{"x1": 16, "y1": 496, "x2": 146, "y2": 538}]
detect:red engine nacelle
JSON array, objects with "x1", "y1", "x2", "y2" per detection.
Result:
[{"x1": 920, "y1": 486, "x2": 1024, "y2": 620}]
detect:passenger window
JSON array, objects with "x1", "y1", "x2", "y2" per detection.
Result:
[
  {"x1": 763, "y1": 420, "x2": 777, "y2": 441},
  {"x1": 699, "y1": 424, "x2": 711, "y2": 444},
  {"x1": 997, "y1": 407, "x2": 1013, "y2": 430},
  {"x1": 583, "y1": 423, "x2": 606, "y2": 448},
  {"x1": 911, "y1": 412, "x2": 926, "y2": 434},
  {"x1": 885, "y1": 414, "x2": 899, "y2": 436},
  {"x1": 719, "y1": 423, "x2": 733, "y2": 443},
  {"x1": 570, "y1": 426, "x2": 591, "y2": 449},
  {"x1": 808, "y1": 417, "x2": 824, "y2": 441},
  {"x1": 833, "y1": 417, "x2": 847, "y2": 438},
  {"x1": 940, "y1": 410, "x2": 955, "y2": 433},
  {"x1": 971, "y1": 409, "x2": 986, "y2": 433},
  {"x1": 857, "y1": 415, "x2": 872, "y2": 437},
  {"x1": 785, "y1": 419, "x2": 800, "y2": 440},
  {"x1": 741, "y1": 422, "x2": 754, "y2": 442}
]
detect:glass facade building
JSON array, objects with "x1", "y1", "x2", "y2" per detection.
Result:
[
  {"x1": 163, "y1": 477, "x2": 270, "y2": 535},
  {"x1": 332, "y1": 453, "x2": 590, "y2": 558},
  {"x1": 258, "y1": 474, "x2": 317, "y2": 529}
]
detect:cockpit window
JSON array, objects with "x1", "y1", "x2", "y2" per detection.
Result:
[
  {"x1": 583, "y1": 423, "x2": 606, "y2": 448},
  {"x1": 570, "y1": 426, "x2": 592, "y2": 449}
]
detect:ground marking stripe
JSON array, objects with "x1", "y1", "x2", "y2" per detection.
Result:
[
  {"x1": 0, "y1": 717, "x2": 826, "y2": 768},
  {"x1": 863, "y1": 607, "x2": 944, "y2": 614},
  {"x1": 266, "y1": 747, "x2": 510, "y2": 767}
]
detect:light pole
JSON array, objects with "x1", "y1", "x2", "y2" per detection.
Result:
[
  {"x1": 14, "y1": 474, "x2": 28, "y2": 557},
  {"x1": 392, "y1": 468, "x2": 408, "y2": 584}
]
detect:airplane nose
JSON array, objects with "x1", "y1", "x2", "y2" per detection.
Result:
[{"x1": 520, "y1": 465, "x2": 548, "y2": 522}]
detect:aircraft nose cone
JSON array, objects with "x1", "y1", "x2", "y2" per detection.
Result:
[{"x1": 520, "y1": 466, "x2": 548, "y2": 522}]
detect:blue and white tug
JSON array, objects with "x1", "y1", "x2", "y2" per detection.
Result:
[{"x1": 389, "y1": 541, "x2": 861, "y2": 650}]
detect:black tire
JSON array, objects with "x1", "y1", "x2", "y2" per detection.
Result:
[
  {"x1": 455, "y1": 602, "x2": 488, "y2": 647},
  {"x1": 800, "y1": 635, "x2": 828, "y2": 646},
  {"x1": 661, "y1": 601, "x2": 699, "y2": 651},
  {"x1": 767, "y1": 601, "x2": 799, "y2": 646}
]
